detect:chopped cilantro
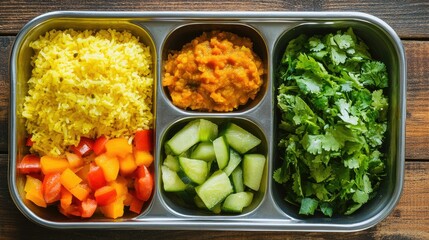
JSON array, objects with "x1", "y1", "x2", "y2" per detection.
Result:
[{"x1": 274, "y1": 28, "x2": 388, "y2": 217}]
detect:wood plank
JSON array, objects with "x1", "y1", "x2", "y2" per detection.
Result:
[
  {"x1": 1, "y1": 39, "x2": 428, "y2": 158},
  {"x1": 0, "y1": 36, "x2": 12, "y2": 152},
  {"x1": 0, "y1": 153, "x2": 428, "y2": 239},
  {"x1": 0, "y1": 0, "x2": 428, "y2": 38},
  {"x1": 405, "y1": 41, "x2": 429, "y2": 160}
]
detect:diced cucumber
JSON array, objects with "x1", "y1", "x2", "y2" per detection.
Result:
[
  {"x1": 190, "y1": 142, "x2": 216, "y2": 162},
  {"x1": 179, "y1": 157, "x2": 209, "y2": 185},
  {"x1": 195, "y1": 170, "x2": 233, "y2": 209},
  {"x1": 231, "y1": 166, "x2": 244, "y2": 193},
  {"x1": 161, "y1": 165, "x2": 187, "y2": 192},
  {"x1": 211, "y1": 202, "x2": 222, "y2": 214},
  {"x1": 166, "y1": 120, "x2": 200, "y2": 155},
  {"x1": 223, "y1": 148, "x2": 242, "y2": 176},
  {"x1": 163, "y1": 155, "x2": 180, "y2": 172},
  {"x1": 221, "y1": 192, "x2": 254, "y2": 213},
  {"x1": 213, "y1": 136, "x2": 229, "y2": 170},
  {"x1": 243, "y1": 154, "x2": 266, "y2": 191},
  {"x1": 199, "y1": 119, "x2": 218, "y2": 141},
  {"x1": 223, "y1": 123, "x2": 261, "y2": 154},
  {"x1": 194, "y1": 195, "x2": 206, "y2": 209}
]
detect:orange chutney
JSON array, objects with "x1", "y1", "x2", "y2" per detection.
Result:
[{"x1": 163, "y1": 31, "x2": 265, "y2": 112}]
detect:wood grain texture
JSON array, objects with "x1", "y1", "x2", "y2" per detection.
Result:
[
  {"x1": 0, "y1": 154, "x2": 427, "y2": 240},
  {"x1": 405, "y1": 41, "x2": 429, "y2": 160},
  {"x1": 0, "y1": 0, "x2": 428, "y2": 38},
  {"x1": 1, "y1": 2, "x2": 429, "y2": 238}
]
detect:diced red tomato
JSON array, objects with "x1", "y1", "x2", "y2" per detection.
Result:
[
  {"x1": 71, "y1": 137, "x2": 94, "y2": 157},
  {"x1": 86, "y1": 163, "x2": 107, "y2": 190},
  {"x1": 26, "y1": 135, "x2": 33, "y2": 147},
  {"x1": 59, "y1": 203, "x2": 81, "y2": 217},
  {"x1": 20, "y1": 132, "x2": 156, "y2": 219},
  {"x1": 42, "y1": 173, "x2": 62, "y2": 204},
  {"x1": 134, "y1": 129, "x2": 153, "y2": 152},
  {"x1": 134, "y1": 165, "x2": 153, "y2": 202},
  {"x1": 129, "y1": 193, "x2": 145, "y2": 214},
  {"x1": 17, "y1": 154, "x2": 41, "y2": 174},
  {"x1": 94, "y1": 185, "x2": 117, "y2": 206},
  {"x1": 80, "y1": 198, "x2": 97, "y2": 218},
  {"x1": 93, "y1": 135, "x2": 109, "y2": 155}
]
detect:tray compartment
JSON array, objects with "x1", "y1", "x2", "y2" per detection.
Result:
[
  {"x1": 271, "y1": 20, "x2": 406, "y2": 225},
  {"x1": 160, "y1": 23, "x2": 268, "y2": 113},
  {"x1": 9, "y1": 14, "x2": 157, "y2": 223}
]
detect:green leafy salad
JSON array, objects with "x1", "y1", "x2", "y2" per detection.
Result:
[{"x1": 273, "y1": 28, "x2": 389, "y2": 217}]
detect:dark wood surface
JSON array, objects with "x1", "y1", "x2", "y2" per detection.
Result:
[{"x1": 1, "y1": 1, "x2": 428, "y2": 239}]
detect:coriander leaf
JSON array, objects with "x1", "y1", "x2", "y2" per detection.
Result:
[
  {"x1": 301, "y1": 134, "x2": 323, "y2": 155},
  {"x1": 320, "y1": 202, "x2": 333, "y2": 217},
  {"x1": 299, "y1": 198, "x2": 318, "y2": 215},
  {"x1": 309, "y1": 162, "x2": 332, "y2": 183},
  {"x1": 292, "y1": 171, "x2": 304, "y2": 197},
  {"x1": 352, "y1": 189, "x2": 369, "y2": 204},
  {"x1": 371, "y1": 89, "x2": 388, "y2": 111},
  {"x1": 330, "y1": 47, "x2": 347, "y2": 65},
  {"x1": 323, "y1": 127, "x2": 343, "y2": 151},
  {"x1": 333, "y1": 32, "x2": 354, "y2": 50},
  {"x1": 336, "y1": 99, "x2": 359, "y2": 125},
  {"x1": 295, "y1": 73, "x2": 323, "y2": 94},
  {"x1": 296, "y1": 53, "x2": 329, "y2": 78},
  {"x1": 275, "y1": 28, "x2": 388, "y2": 217},
  {"x1": 344, "y1": 153, "x2": 362, "y2": 169},
  {"x1": 365, "y1": 122, "x2": 387, "y2": 147},
  {"x1": 309, "y1": 36, "x2": 325, "y2": 52},
  {"x1": 360, "y1": 61, "x2": 388, "y2": 88},
  {"x1": 344, "y1": 203, "x2": 363, "y2": 215}
]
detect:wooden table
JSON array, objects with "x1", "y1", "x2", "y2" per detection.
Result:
[{"x1": 1, "y1": 1, "x2": 428, "y2": 239}]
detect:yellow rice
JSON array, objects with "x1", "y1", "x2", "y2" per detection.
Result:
[{"x1": 22, "y1": 29, "x2": 153, "y2": 156}]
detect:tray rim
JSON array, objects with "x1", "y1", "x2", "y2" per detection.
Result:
[{"x1": 8, "y1": 10, "x2": 406, "y2": 232}]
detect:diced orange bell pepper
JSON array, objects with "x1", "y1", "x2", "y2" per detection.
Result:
[
  {"x1": 105, "y1": 137, "x2": 132, "y2": 159},
  {"x1": 119, "y1": 153, "x2": 137, "y2": 176},
  {"x1": 24, "y1": 175, "x2": 47, "y2": 208},
  {"x1": 65, "y1": 152, "x2": 84, "y2": 169},
  {"x1": 95, "y1": 153, "x2": 119, "y2": 182},
  {"x1": 60, "y1": 187, "x2": 73, "y2": 210},
  {"x1": 60, "y1": 168, "x2": 83, "y2": 190},
  {"x1": 124, "y1": 192, "x2": 134, "y2": 207},
  {"x1": 99, "y1": 196, "x2": 125, "y2": 219},
  {"x1": 134, "y1": 150, "x2": 154, "y2": 167},
  {"x1": 109, "y1": 176, "x2": 128, "y2": 198},
  {"x1": 76, "y1": 162, "x2": 91, "y2": 181},
  {"x1": 69, "y1": 183, "x2": 91, "y2": 201},
  {"x1": 40, "y1": 155, "x2": 69, "y2": 174}
]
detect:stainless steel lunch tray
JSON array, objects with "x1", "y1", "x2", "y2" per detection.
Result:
[{"x1": 9, "y1": 11, "x2": 406, "y2": 231}]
